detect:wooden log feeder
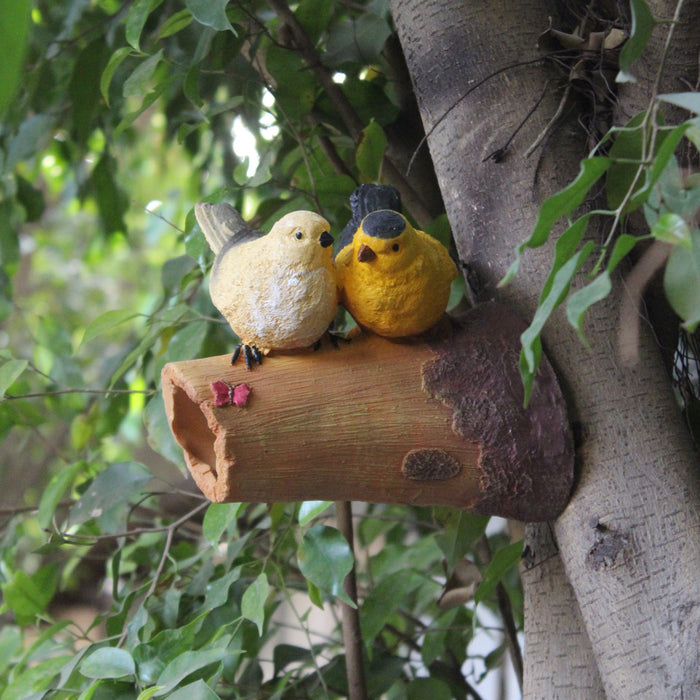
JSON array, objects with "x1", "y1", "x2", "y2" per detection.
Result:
[{"x1": 161, "y1": 303, "x2": 574, "y2": 522}]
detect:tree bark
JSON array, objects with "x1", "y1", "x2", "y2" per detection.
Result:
[
  {"x1": 391, "y1": 0, "x2": 700, "y2": 697},
  {"x1": 521, "y1": 525, "x2": 604, "y2": 699}
]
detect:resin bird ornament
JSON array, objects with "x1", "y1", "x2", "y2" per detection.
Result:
[
  {"x1": 335, "y1": 185, "x2": 457, "y2": 338},
  {"x1": 196, "y1": 202, "x2": 337, "y2": 367}
]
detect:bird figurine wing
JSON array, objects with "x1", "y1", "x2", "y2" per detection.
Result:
[
  {"x1": 195, "y1": 202, "x2": 263, "y2": 256},
  {"x1": 336, "y1": 183, "x2": 402, "y2": 255}
]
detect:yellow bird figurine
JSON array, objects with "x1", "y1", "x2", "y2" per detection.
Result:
[
  {"x1": 195, "y1": 202, "x2": 337, "y2": 368},
  {"x1": 335, "y1": 185, "x2": 457, "y2": 338}
]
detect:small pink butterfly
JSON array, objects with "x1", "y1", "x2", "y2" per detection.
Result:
[{"x1": 212, "y1": 381, "x2": 251, "y2": 407}]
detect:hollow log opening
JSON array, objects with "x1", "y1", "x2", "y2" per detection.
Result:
[{"x1": 170, "y1": 383, "x2": 218, "y2": 479}]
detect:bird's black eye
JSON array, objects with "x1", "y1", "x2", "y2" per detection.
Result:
[
  {"x1": 392, "y1": 243, "x2": 399, "y2": 252},
  {"x1": 295, "y1": 231, "x2": 303, "y2": 240}
]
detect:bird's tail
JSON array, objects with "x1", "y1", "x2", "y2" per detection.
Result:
[
  {"x1": 336, "y1": 184, "x2": 402, "y2": 254},
  {"x1": 195, "y1": 202, "x2": 261, "y2": 254}
]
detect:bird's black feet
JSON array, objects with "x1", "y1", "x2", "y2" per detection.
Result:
[
  {"x1": 326, "y1": 329, "x2": 352, "y2": 349},
  {"x1": 231, "y1": 343, "x2": 263, "y2": 369},
  {"x1": 312, "y1": 326, "x2": 352, "y2": 351}
]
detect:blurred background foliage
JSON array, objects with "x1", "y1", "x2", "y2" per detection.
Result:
[{"x1": 0, "y1": 1, "x2": 518, "y2": 699}]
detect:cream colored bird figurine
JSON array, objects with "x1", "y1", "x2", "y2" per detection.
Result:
[
  {"x1": 195, "y1": 202, "x2": 337, "y2": 368},
  {"x1": 335, "y1": 185, "x2": 457, "y2": 338}
]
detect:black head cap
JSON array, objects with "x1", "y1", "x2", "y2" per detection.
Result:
[{"x1": 362, "y1": 210, "x2": 406, "y2": 240}]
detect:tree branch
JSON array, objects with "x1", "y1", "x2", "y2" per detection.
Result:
[
  {"x1": 335, "y1": 500, "x2": 368, "y2": 700},
  {"x1": 476, "y1": 535, "x2": 523, "y2": 691},
  {"x1": 52, "y1": 500, "x2": 207, "y2": 545},
  {"x1": 3, "y1": 388, "x2": 155, "y2": 401},
  {"x1": 266, "y1": 0, "x2": 434, "y2": 227}
]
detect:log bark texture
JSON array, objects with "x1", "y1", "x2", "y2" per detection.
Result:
[
  {"x1": 162, "y1": 304, "x2": 573, "y2": 521},
  {"x1": 390, "y1": 0, "x2": 700, "y2": 697}
]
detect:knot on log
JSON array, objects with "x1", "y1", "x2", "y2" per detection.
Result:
[{"x1": 402, "y1": 448, "x2": 463, "y2": 481}]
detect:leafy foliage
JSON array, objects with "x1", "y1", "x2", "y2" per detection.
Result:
[
  {"x1": 503, "y1": 1, "x2": 700, "y2": 403},
  {"x1": 0, "y1": 1, "x2": 521, "y2": 698}
]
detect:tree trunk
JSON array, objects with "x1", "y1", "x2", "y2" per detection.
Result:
[{"x1": 390, "y1": 0, "x2": 700, "y2": 697}]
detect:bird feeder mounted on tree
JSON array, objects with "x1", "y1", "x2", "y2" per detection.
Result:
[{"x1": 161, "y1": 302, "x2": 574, "y2": 522}]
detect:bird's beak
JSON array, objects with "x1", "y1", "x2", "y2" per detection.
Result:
[
  {"x1": 357, "y1": 243, "x2": 376, "y2": 262},
  {"x1": 320, "y1": 231, "x2": 333, "y2": 248}
]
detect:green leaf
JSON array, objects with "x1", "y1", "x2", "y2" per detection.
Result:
[
  {"x1": 433, "y1": 509, "x2": 489, "y2": 568},
  {"x1": 90, "y1": 151, "x2": 129, "y2": 236},
  {"x1": 651, "y1": 212, "x2": 692, "y2": 247},
  {"x1": 305, "y1": 578, "x2": 323, "y2": 608},
  {"x1": 617, "y1": 0, "x2": 657, "y2": 81},
  {"x1": 69, "y1": 462, "x2": 152, "y2": 532},
  {"x1": 0, "y1": 626, "x2": 22, "y2": 674},
  {"x1": 101, "y1": 47, "x2": 134, "y2": 106},
  {"x1": 6, "y1": 113, "x2": 54, "y2": 170},
  {"x1": 133, "y1": 612, "x2": 209, "y2": 685},
  {"x1": 137, "y1": 687, "x2": 165, "y2": 700},
  {"x1": 16, "y1": 174, "x2": 46, "y2": 222},
  {"x1": 161, "y1": 254, "x2": 197, "y2": 295},
  {"x1": 323, "y1": 13, "x2": 392, "y2": 67},
  {"x1": 523, "y1": 158, "x2": 610, "y2": 250},
  {"x1": 295, "y1": 0, "x2": 335, "y2": 44},
  {"x1": 297, "y1": 525, "x2": 355, "y2": 607},
  {"x1": 664, "y1": 229, "x2": 700, "y2": 331},
  {"x1": 166, "y1": 680, "x2": 220, "y2": 700},
  {"x1": 606, "y1": 112, "x2": 649, "y2": 210},
  {"x1": 37, "y1": 460, "x2": 85, "y2": 529},
  {"x1": 360, "y1": 570, "x2": 424, "y2": 649},
  {"x1": 80, "y1": 647, "x2": 136, "y2": 679},
  {"x1": 126, "y1": 0, "x2": 163, "y2": 51},
  {"x1": 685, "y1": 116, "x2": 700, "y2": 151},
  {"x1": 566, "y1": 272, "x2": 612, "y2": 345},
  {"x1": 406, "y1": 678, "x2": 453, "y2": 700},
  {"x1": 144, "y1": 393, "x2": 186, "y2": 467},
  {"x1": 124, "y1": 98, "x2": 168, "y2": 139},
  {"x1": 273, "y1": 644, "x2": 312, "y2": 677},
  {"x1": 484, "y1": 641, "x2": 508, "y2": 670},
  {"x1": 0, "y1": 0, "x2": 31, "y2": 114},
  {"x1": 0, "y1": 202, "x2": 20, "y2": 281},
  {"x1": 356, "y1": 119, "x2": 387, "y2": 181},
  {"x1": 154, "y1": 646, "x2": 229, "y2": 696},
  {"x1": 631, "y1": 122, "x2": 692, "y2": 211},
  {"x1": 159, "y1": 320, "x2": 208, "y2": 374},
  {"x1": 266, "y1": 45, "x2": 316, "y2": 121},
  {"x1": 1, "y1": 564, "x2": 58, "y2": 624},
  {"x1": 298, "y1": 500, "x2": 332, "y2": 525},
  {"x1": 183, "y1": 64, "x2": 202, "y2": 108},
  {"x1": 69, "y1": 39, "x2": 110, "y2": 148},
  {"x1": 123, "y1": 49, "x2": 164, "y2": 98},
  {"x1": 521, "y1": 242, "x2": 595, "y2": 362},
  {"x1": 520, "y1": 241, "x2": 595, "y2": 403},
  {"x1": 474, "y1": 540, "x2": 523, "y2": 604},
  {"x1": 539, "y1": 214, "x2": 592, "y2": 300},
  {"x1": 80, "y1": 309, "x2": 141, "y2": 348},
  {"x1": 242, "y1": 573, "x2": 270, "y2": 636},
  {"x1": 202, "y1": 502, "x2": 241, "y2": 543},
  {"x1": 0, "y1": 654, "x2": 72, "y2": 700},
  {"x1": 158, "y1": 9, "x2": 194, "y2": 39},
  {"x1": 186, "y1": 0, "x2": 235, "y2": 32},
  {"x1": 502, "y1": 158, "x2": 610, "y2": 286},
  {"x1": 607, "y1": 233, "x2": 639, "y2": 271},
  {"x1": 658, "y1": 92, "x2": 700, "y2": 115},
  {"x1": 202, "y1": 567, "x2": 242, "y2": 610},
  {"x1": 0, "y1": 357, "x2": 27, "y2": 396}
]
